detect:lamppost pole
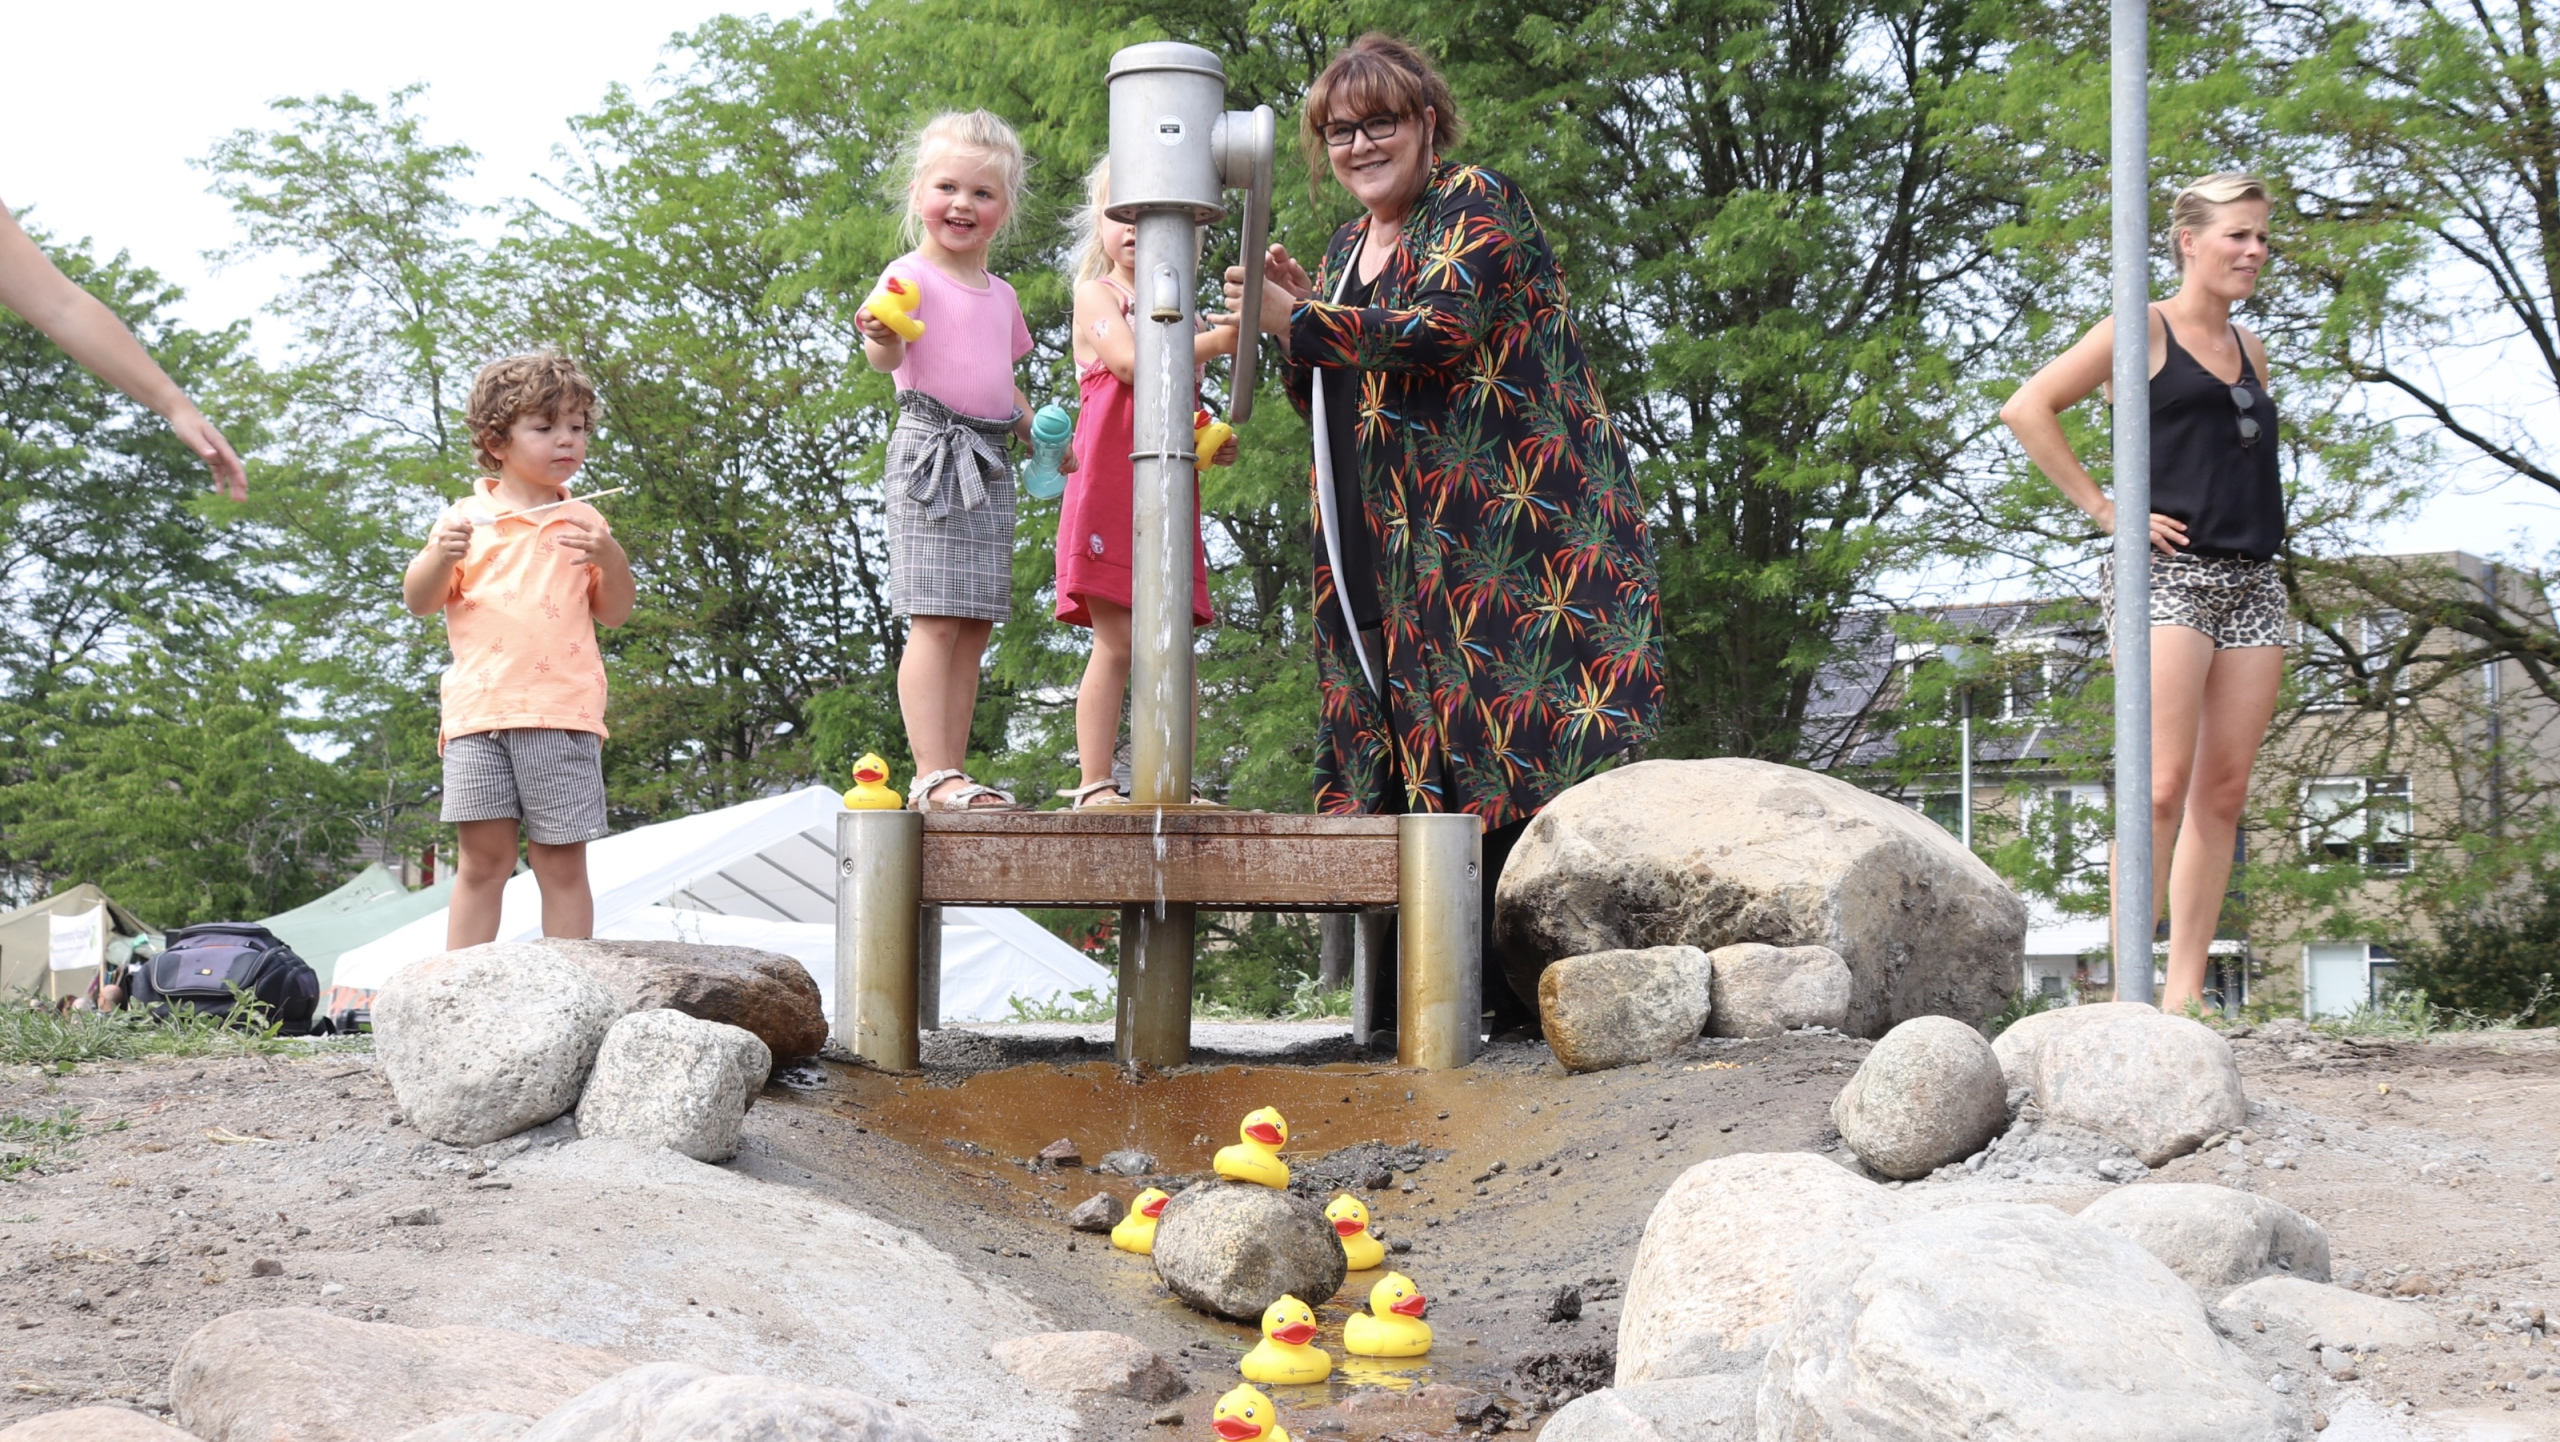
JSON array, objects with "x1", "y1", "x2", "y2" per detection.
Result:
[{"x1": 2109, "y1": 0, "x2": 2157, "y2": 1003}]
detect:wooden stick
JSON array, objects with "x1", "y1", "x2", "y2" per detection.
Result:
[{"x1": 481, "y1": 486, "x2": 629, "y2": 521}]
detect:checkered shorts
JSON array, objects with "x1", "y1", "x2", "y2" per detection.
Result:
[
  {"x1": 886, "y1": 390, "x2": 1018, "y2": 621},
  {"x1": 2100, "y1": 551, "x2": 2289, "y2": 650},
  {"x1": 440, "y1": 728, "x2": 608, "y2": 845}
]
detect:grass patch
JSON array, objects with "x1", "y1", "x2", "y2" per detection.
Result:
[
  {"x1": 2311, "y1": 978, "x2": 2560, "y2": 1039},
  {"x1": 0, "y1": 1106, "x2": 125, "y2": 1180},
  {"x1": 0, "y1": 1000, "x2": 300, "y2": 1069},
  {"x1": 1986, "y1": 987, "x2": 2055, "y2": 1037}
]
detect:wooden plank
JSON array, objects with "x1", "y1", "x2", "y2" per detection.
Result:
[{"x1": 917, "y1": 810, "x2": 1402, "y2": 909}]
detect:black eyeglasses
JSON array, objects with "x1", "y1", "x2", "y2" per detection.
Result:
[
  {"x1": 2231, "y1": 385, "x2": 2260, "y2": 448},
  {"x1": 1321, "y1": 113, "x2": 1404, "y2": 148}
]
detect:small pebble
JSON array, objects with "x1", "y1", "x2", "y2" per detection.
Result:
[{"x1": 1153, "y1": 1406, "x2": 1185, "y2": 1426}]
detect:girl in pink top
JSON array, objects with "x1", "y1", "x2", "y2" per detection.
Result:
[
  {"x1": 858, "y1": 110, "x2": 1055, "y2": 812},
  {"x1": 1055, "y1": 157, "x2": 1237, "y2": 807}
]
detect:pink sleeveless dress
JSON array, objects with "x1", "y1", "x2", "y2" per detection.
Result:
[{"x1": 1054, "y1": 276, "x2": 1215, "y2": 628}]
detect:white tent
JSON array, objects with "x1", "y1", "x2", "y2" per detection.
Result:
[{"x1": 331, "y1": 785, "x2": 1108, "y2": 1023}]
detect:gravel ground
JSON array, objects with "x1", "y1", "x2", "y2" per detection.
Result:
[{"x1": 0, "y1": 1019, "x2": 2551, "y2": 1439}]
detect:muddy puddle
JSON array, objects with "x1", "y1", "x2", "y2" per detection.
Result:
[{"x1": 775, "y1": 1049, "x2": 1771, "y2": 1420}]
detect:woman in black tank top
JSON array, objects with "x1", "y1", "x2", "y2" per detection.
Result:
[{"x1": 1999, "y1": 174, "x2": 2286, "y2": 1017}]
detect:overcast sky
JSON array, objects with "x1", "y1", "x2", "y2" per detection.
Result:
[{"x1": 8, "y1": 1, "x2": 2559, "y2": 575}]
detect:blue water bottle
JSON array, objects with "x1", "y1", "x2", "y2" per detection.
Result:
[{"x1": 1022, "y1": 403, "x2": 1074, "y2": 500}]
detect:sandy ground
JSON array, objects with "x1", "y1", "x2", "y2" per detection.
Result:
[{"x1": 0, "y1": 1019, "x2": 2551, "y2": 1439}]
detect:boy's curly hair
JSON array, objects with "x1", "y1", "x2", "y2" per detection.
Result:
[{"x1": 466, "y1": 352, "x2": 600, "y2": 474}]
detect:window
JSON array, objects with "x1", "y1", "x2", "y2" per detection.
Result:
[
  {"x1": 2297, "y1": 613, "x2": 2411, "y2": 710},
  {"x1": 1916, "y1": 792, "x2": 1962, "y2": 833},
  {"x1": 2302, "y1": 776, "x2": 2413, "y2": 871},
  {"x1": 2306, "y1": 941, "x2": 2397, "y2": 1018},
  {"x1": 2027, "y1": 784, "x2": 2110, "y2": 876},
  {"x1": 1999, "y1": 661, "x2": 2050, "y2": 721}
]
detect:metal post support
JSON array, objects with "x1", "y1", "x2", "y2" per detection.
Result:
[
  {"x1": 2109, "y1": 0, "x2": 2157, "y2": 1004},
  {"x1": 1120, "y1": 902, "x2": 1197, "y2": 1067},
  {"x1": 1350, "y1": 909, "x2": 1396, "y2": 1051},
  {"x1": 1127, "y1": 207, "x2": 1200, "y2": 811},
  {"x1": 1396, "y1": 813, "x2": 1483, "y2": 1069},
  {"x1": 835, "y1": 809, "x2": 923, "y2": 1071},
  {"x1": 1958, "y1": 687, "x2": 1974, "y2": 851},
  {"x1": 917, "y1": 904, "x2": 942, "y2": 1031}
]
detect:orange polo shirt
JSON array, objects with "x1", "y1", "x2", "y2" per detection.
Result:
[{"x1": 436, "y1": 476, "x2": 610, "y2": 751}]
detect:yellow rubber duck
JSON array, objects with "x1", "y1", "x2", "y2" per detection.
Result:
[
  {"x1": 1238, "y1": 1294, "x2": 1331, "y2": 1386},
  {"x1": 1342, "y1": 1271, "x2": 1431, "y2": 1357},
  {"x1": 842, "y1": 753, "x2": 902, "y2": 810},
  {"x1": 1110, "y1": 1187, "x2": 1170, "y2": 1255},
  {"x1": 1194, "y1": 408, "x2": 1236, "y2": 470},
  {"x1": 1326, "y1": 1194, "x2": 1386, "y2": 1272},
  {"x1": 864, "y1": 274, "x2": 925, "y2": 341},
  {"x1": 1211, "y1": 1383, "x2": 1289, "y2": 1442},
  {"x1": 1213, "y1": 1107, "x2": 1290, "y2": 1188}
]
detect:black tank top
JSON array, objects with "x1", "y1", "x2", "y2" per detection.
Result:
[{"x1": 2148, "y1": 310, "x2": 2284, "y2": 560}]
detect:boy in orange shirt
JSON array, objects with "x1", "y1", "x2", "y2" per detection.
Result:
[{"x1": 401, "y1": 354, "x2": 634, "y2": 949}]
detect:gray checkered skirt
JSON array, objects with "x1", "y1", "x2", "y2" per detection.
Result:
[{"x1": 886, "y1": 389, "x2": 1018, "y2": 620}]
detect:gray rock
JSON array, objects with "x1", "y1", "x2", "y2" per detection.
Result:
[
  {"x1": 989, "y1": 1331, "x2": 1187, "y2": 1402},
  {"x1": 634, "y1": 1377, "x2": 935, "y2": 1441},
  {"x1": 375, "y1": 943, "x2": 623, "y2": 1147},
  {"x1": 1541, "y1": 1374, "x2": 1756, "y2": 1441},
  {"x1": 1064, "y1": 1194, "x2": 1120, "y2": 1233},
  {"x1": 1704, "y1": 943, "x2": 1853, "y2": 1037},
  {"x1": 573, "y1": 1009, "x2": 772, "y2": 1164},
  {"x1": 1151, "y1": 1181, "x2": 1348, "y2": 1323},
  {"x1": 537, "y1": 938, "x2": 827, "y2": 1062},
  {"x1": 1493, "y1": 758, "x2": 2025, "y2": 1033},
  {"x1": 2077, "y1": 1184, "x2": 2332, "y2": 1292},
  {"x1": 386, "y1": 1417, "x2": 534, "y2": 1442},
  {"x1": 1616, "y1": 1152, "x2": 1906, "y2": 1385},
  {"x1": 517, "y1": 1364, "x2": 715, "y2": 1442},
  {"x1": 2215, "y1": 1277, "x2": 2443, "y2": 1349},
  {"x1": 0, "y1": 1411, "x2": 206, "y2": 1442},
  {"x1": 1537, "y1": 946, "x2": 1713, "y2": 1072},
  {"x1": 1831, "y1": 1015, "x2": 2007, "y2": 1180},
  {"x1": 171, "y1": 1307, "x2": 627, "y2": 1442},
  {"x1": 1990, "y1": 1001, "x2": 2158, "y2": 1092},
  {"x1": 2001, "y1": 1007, "x2": 2248, "y2": 1165},
  {"x1": 1098, "y1": 1149, "x2": 1156, "y2": 1176},
  {"x1": 1756, "y1": 1203, "x2": 2301, "y2": 1440}
]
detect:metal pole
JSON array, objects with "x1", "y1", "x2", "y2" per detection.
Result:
[
  {"x1": 2109, "y1": 0, "x2": 2156, "y2": 1004},
  {"x1": 836, "y1": 809, "x2": 923, "y2": 1071},
  {"x1": 1396, "y1": 813, "x2": 1483, "y2": 1069},
  {"x1": 1958, "y1": 688, "x2": 1973, "y2": 851},
  {"x1": 917, "y1": 904, "x2": 942, "y2": 1031}
]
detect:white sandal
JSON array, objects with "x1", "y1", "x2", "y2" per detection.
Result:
[
  {"x1": 1057, "y1": 779, "x2": 1128, "y2": 809},
  {"x1": 908, "y1": 768, "x2": 1023, "y2": 812}
]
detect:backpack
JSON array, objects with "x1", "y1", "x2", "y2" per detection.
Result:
[{"x1": 130, "y1": 923, "x2": 319, "y2": 1035}]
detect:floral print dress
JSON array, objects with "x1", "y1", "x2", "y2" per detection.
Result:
[{"x1": 1285, "y1": 161, "x2": 1664, "y2": 827}]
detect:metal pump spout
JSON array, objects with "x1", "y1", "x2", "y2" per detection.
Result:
[{"x1": 1104, "y1": 42, "x2": 1276, "y2": 1066}]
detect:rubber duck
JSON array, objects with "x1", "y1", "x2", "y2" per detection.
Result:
[
  {"x1": 1110, "y1": 1187, "x2": 1170, "y2": 1255},
  {"x1": 1212, "y1": 1107, "x2": 1290, "y2": 1188},
  {"x1": 865, "y1": 274, "x2": 925, "y2": 341},
  {"x1": 1194, "y1": 408, "x2": 1236, "y2": 470},
  {"x1": 1326, "y1": 1194, "x2": 1386, "y2": 1271},
  {"x1": 1238, "y1": 1294, "x2": 1331, "y2": 1386},
  {"x1": 1342, "y1": 1271, "x2": 1431, "y2": 1357},
  {"x1": 1211, "y1": 1383, "x2": 1289, "y2": 1442},
  {"x1": 842, "y1": 753, "x2": 902, "y2": 810}
]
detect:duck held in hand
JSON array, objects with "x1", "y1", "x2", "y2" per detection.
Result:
[
  {"x1": 864, "y1": 274, "x2": 925, "y2": 340},
  {"x1": 1214, "y1": 1107, "x2": 1291, "y2": 1188}
]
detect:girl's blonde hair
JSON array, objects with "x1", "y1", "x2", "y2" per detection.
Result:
[
  {"x1": 1067, "y1": 156, "x2": 1113, "y2": 284},
  {"x1": 2169, "y1": 173, "x2": 2271, "y2": 272},
  {"x1": 900, "y1": 109, "x2": 1028, "y2": 248}
]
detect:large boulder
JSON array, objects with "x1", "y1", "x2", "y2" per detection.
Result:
[
  {"x1": 387, "y1": 1419, "x2": 533, "y2": 1442},
  {"x1": 1537, "y1": 946, "x2": 1713, "y2": 1072},
  {"x1": 538, "y1": 938, "x2": 827, "y2": 1062},
  {"x1": 517, "y1": 1364, "x2": 714, "y2": 1442},
  {"x1": 0, "y1": 1413, "x2": 206, "y2": 1442},
  {"x1": 1705, "y1": 943, "x2": 1853, "y2": 1037},
  {"x1": 989, "y1": 1332, "x2": 1188, "y2": 1403},
  {"x1": 1494, "y1": 759, "x2": 2024, "y2": 1034},
  {"x1": 1151, "y1": 1181, "x2": 1348, "y2": 1322},
  {"x1": 170, "y1": 1308, "x2": 628, "y2": 1442},
  {"x1": 1756, "y1": 1203, "x2": 2301, "y2": 1440},
  {"x1": 1830, "y1": 1015, "x2": 2007, "y2": 1180},
  {"x1": 2214, "y1": 1276, "x2": 2443, "y2": 1349},
  {"x1": 1541, "y1": 1373, "x2": 1756, "y2": 1441},
  {"x1": 1616, "y1": 1152, "x2": 1905, "y2": 1385},
  {"x1": 2001, "y1": 1006, "x2": 2247, "y2": 1165},
  {"x1": 2077, "y1": 1184, "x2": 2331, "y2": 1292},
  {"x1": 615, "y1": 1377, "x2": 934, "y2": 1442},
  {"x1": 375, "y1": 944, "x2": 622, "y2": 1147},
  {"x1": 573, "y1": 1009, "x2": 772, "y2": 1163}
]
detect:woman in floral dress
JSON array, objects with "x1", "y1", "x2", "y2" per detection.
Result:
[{"x1": 1227, "y1": 33, "x2": 1663, "y2": 1023}]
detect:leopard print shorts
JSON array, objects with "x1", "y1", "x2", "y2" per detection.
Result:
[{"x1": 2098, "y1": 551, "x2": 2288, "y2": 650}]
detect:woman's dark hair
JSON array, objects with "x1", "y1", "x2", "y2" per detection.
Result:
[{"x1": 1298, "y1": 34, "x2": 1464, "y2": 181}]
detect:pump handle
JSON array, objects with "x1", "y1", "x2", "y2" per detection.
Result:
[{"x1": 1218, "y1": 105, "x2": 1275, "y2": 427}]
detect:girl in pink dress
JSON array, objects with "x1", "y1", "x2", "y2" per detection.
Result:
[{"x1": 1055, "y1": 157, "x2": 1237, "y2": 806}]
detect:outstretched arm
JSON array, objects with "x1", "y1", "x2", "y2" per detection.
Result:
[{"x1": 0, "y1": 201, "x2": 247, "y2": 499}]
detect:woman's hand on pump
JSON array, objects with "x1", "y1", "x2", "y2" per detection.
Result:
[
  {"x1": 1218, "y1": 242, "x2": 1312, "y2": 341},
  {"x1": 2094, "y1": 499, "x2": 2188, "y2": 557}
]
